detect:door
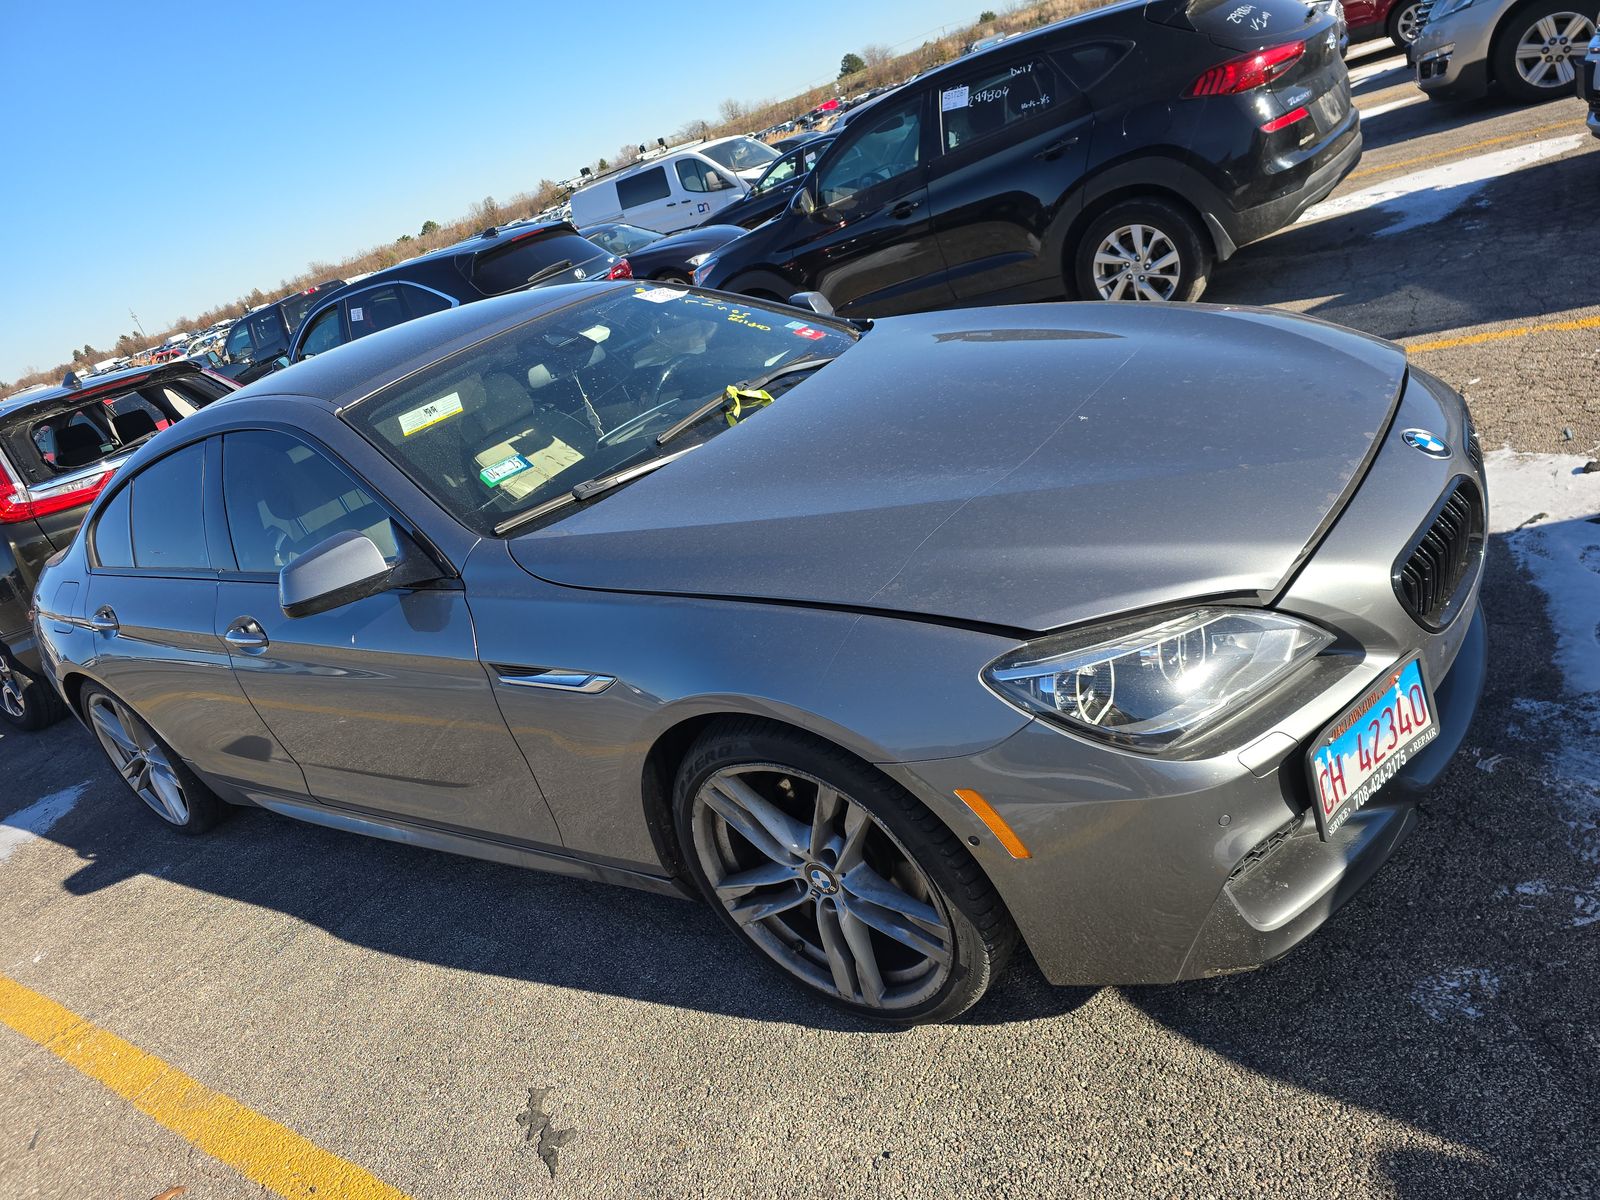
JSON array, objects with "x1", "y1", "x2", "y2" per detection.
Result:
[
  {"x1": 82, "y1": 439, "x2": 308, "y2": 801},
  {"x1": 674, "y1": 158, "x2": 741, "y2": 226},
  {"x1": 784, "y1": 89, "x2": 954, "y2": 316},
  {"x1": 212, "y1": 428, "x2": 562, "y2": 846},
  {"x1": 926, "y1": 48, "x2": 1094, "y2": 302},
  {"x1": 616, "y1": 164, "x2": 677, "y2": 233}
]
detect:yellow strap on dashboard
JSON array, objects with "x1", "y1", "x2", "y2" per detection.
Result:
[{"x1": 724, "y1": 386, "x2": 774, "y2": 427}]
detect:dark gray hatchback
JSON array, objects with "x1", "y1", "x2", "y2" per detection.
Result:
[{"x1": 33, "y1": 284, "x2": 1485, "y2": 1022}]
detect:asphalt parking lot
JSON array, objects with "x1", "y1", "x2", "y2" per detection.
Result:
[{"x1": 4, "y1": 44, "x2": 1600, "y2": 1200}]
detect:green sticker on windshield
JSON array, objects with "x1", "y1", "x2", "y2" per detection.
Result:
[{"x1": 480, "y1": 454, "x2": 532, "y2": 487}]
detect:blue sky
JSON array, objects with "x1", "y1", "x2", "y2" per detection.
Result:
[{"x1": 0, "y1": 0, "x2": 985, "y2": 380}]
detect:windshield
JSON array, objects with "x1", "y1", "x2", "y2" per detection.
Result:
[
  {"x1": 346, "y1": 285, "x2": 858, "y2": 534},
  {"x1": 280, "y1": 289, "x2": 326, "y2": 333},
  {"x1": 585, "y1": 224, "x2": 661, "y2": 256},
  {"x1": 701, "y1": 137, "x2": 779, "y2": 174}
]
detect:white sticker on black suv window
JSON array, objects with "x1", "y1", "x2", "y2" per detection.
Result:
[
  {"x1": 350, "y1": 306, "x2": 365, "y2": 323},
  {"x1": 941, "y1": 86, "x2": 970, "y2": 111},
  {"x1": 398, "y1": 392, "x2": 463, "y2": 437}
]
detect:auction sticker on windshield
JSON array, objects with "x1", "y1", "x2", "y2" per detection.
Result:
[
  {"x1": 1307, "y1": 657, "x2": 1437, "y2": 840},
  {"x1": 399, "y1": 393, "x2": 463, "y2": 437}
]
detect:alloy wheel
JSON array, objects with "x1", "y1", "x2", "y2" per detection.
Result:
[
  {"x1": 1092, "y1": 224, "x2": 1182, "y2": 301},
  {"x1": 0, "y1": 658, "x2": 24, "y2": 722},
  {"x1": 690, "y1": 765, "x2": 954, "y2": 1011},
  {"x1": 1514, "y1": 13, "x2": 1594, "y2": 88},
  {"x1": 1393, "y1": 1, "x2": 1423, "y2": 43},
  {"x1": 88, "y1": 694, "x2": 191, "y2": 825}
]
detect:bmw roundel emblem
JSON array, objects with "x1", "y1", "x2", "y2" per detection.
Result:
[{"x1": 1401, "y1": 428, "x2": 1449, "y2": 458}]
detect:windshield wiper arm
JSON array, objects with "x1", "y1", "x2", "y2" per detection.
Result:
[
  {"x1": 525, "y1": 259, "x2": 575, "y2": 286},
  {"x1": 654, "y1": 355, "x2": 836, "y2": 448},
  {"x1": 492, "y1": 446, "x2": 700, "y2": 537}
]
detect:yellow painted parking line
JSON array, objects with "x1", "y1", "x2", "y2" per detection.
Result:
[
  {"x1": 1347, "y1": 120, "x2": 1576, "y2": 180},
  {"x1": 1407, "y1": 313, "x2": 1600, "y2": 354},
  {"x1": 0, "y1": 974, "x2": 412, "y2": 1200}
]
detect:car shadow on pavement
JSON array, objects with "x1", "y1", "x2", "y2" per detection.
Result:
[
  {"x1": 1208, "y1": 130, "x2": 1597, "y2": 344},
  {"x1": 1122, "y1": 534, "x2": 1600, "y2": 1197}
]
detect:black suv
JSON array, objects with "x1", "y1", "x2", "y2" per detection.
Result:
[
  {"x1": 0, "y1": 361, "x2": 234, "y2": 728},
  {"x1": 219, "y1": 281, "x2": 345, "y2": 383},
  {"x1": 694, "y1": 0, "x2": 1360, "y2": 312},
  {"x1": 288, "y1": 223, "x2": 623, "y2": 363}
]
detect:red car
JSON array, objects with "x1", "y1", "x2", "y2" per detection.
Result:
[{"x1": 1348, "y1": 0, "x2": 1425, "y2": 47}]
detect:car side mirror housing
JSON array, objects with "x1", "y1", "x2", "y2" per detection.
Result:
[
  {"x1": 279, "y1": 522, "x2": 437, "y2": 618},
  {"x1": 789, "y1": 291, "x2": 834, "y2": 317},
  {"x1": 791, "y1": 186, "x2": 818, "y2": 218}
]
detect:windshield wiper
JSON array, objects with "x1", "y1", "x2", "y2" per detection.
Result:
[
  {"x1": 525, "y1": 259, "x2": 575, "y2": 286},
  {"x1": 492, "y1": 446, "x2": 700, "y2": 537},
  {"x1": 654, "y1": 355, "x2": 836, "y2": 448}
]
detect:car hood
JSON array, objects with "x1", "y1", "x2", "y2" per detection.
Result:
[
  {"x1": 509, "y1": 304, "x2": 1408, "y2": 633},
  {"x1": 645, "y1": 225, "x2": 746, "y2": 256}
]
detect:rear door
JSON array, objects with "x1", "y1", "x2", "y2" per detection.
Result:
[
  {"x1": 781, "y1": 88, "x2": 955, "y2": 315},
  {"x1": 81, "y1": 438, "x2": 308, "y2": 801},
  {"x1": 926, "y1": 47, "x2": 1095, "y2": 302},
  {"x1": 615, "y1": 165, "x2": 678, "y2": 232}
]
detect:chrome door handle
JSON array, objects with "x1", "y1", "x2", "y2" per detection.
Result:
[
  {"x1": 225, "y1": 620, "x2": 269, "y2": 650},
  {"x1": 495, "y1": 667, "x2": 615, "y2": 694},
  {"x1": 88, "y1": 606, "x2": 119, "y2": 633}
]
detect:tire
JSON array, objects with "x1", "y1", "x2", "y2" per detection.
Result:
[
  {"x1": 1386, "y1": 0, "x2": 1424, "y2": 46},
  {"x1": 81, "y1": 684, "x2": 225, "y2": 835},
  {"x1": 673, "y1": 718, "x2": 1017, "y2": 1024},
  {"x1": 1490, "y1": 0, "x2": 1596, "y2": 103},
  {"x1": 650, "y1": 272, "x2": 692, "y2": 286},
  {"x1": 1072, "y1": 199, "x2": 1212, "y2": 303},
  {"x1": 0, "y1": 647, "x2": 67, "y2": 732}
]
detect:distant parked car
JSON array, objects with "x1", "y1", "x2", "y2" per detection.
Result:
[
  {"x1": 0, "y1": 359, "x2": 234, "y2": 729},
  {"x1": 706, "y1": 135, "x2": 837, "y2": 230},
  {"x1": 770, "y1": 132, "x2": 822, "y2": 154},
  {"x1": 696, "y1": 0, "x2": 1360, "y2": 311},
  {"x1": 1579, "y1": 31, "x2": 1600, "y2": 135},
  {"x1": 218, "y1": 281, "x2": 345, "y2": 384},
  {"x1": 581, "y1": 223, "x2": 744, "y2": 283},
  {"x1": 288, "y1": 222, "x2": 623, "y2": 363},
  {"x1": 1413, "y1": 0, "x2": 1594, "y2": 101}
]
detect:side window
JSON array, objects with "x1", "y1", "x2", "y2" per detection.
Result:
[
  {"x1": 938, "y1": 56, "x2": 1071, "y2": 153},
  {"x1": 616, "y1": 166, "x2": 670, "y2": 209},
  {"x1": 224, "y1": 323, "x2": 253, "y2": 361},
  {"x1": 348, "y1": 286, "x2": 409, "y2": 339},
  {"x1": 1052, "y1": 41, "x2": 1132, "y2": 91},
  {"x1": 129, "y1": 443, "x2": 209, "y2": 571},
  {"x1": 222, "y1": 430, "x2": 398, "y2": 574},
  {"x1": 818, "y1": 93, "x2": 924, "y2": 210},
  {"x1": 677, "y1": 160, "x2": 707, "y2": 193},
  {"x1": 704, "y1": 167, "x2": 733, "y2": 192},
  {"x1": 401, "y1": 285, "x2": 452, "y2": 319},
  {"x1": 248, "y1": 310, "x2": 283, "y2": 355},
  {"x1": 755, "y1": 150, "x2": 801, "y2": 193},
  {"x1": 92, "y1": 485, "x2": 133, "y2": 568},
  {"x1": 298, "y1": 306, "x2": 346, "y2": 359}
]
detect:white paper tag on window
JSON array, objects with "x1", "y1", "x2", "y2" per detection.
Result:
[
  {"x1": 350, "y1": 306, "x2": 364, "y2": 322},
  {"x1": 941, "y1": 86, "x2": 970, "y2": 111},
  {"x1": 632, "y1": 286, "x2": 680, "y2": 303},
  {"x1": 398, "y1": 392, "x2": 463, "y2": 437}
]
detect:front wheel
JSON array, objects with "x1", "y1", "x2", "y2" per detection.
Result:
[
  {"x1": 1072, "y1": 200, "x2": 1212, "y2": 303},
  {"x1": 1387, "y1": 0, "x2": 1424, "y2": 46},
  {"x1": 674, "y1": 720, "x2": 1016, "y2": 1024},
  {"x1": 1491, "y1": 0, "x2": 1595, "y2": 103},
  {"x1": 82, "y1": 685, "x2": 224, "y2": 834}
]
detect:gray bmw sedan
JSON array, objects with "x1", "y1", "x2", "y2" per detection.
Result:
[{"x1": 31, "y1": 284, "x2": 1487, "y2": 1023}]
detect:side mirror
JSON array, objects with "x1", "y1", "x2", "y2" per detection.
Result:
[
  {"x1": 791, "y1": 185, "x2": 818, "y2": 218},
  {"x1": 279, "y1": 522, "x2": 437, "y2": 618},
  {"x1": 789, "y1": 291, "x2": 834, "y2": 317}
]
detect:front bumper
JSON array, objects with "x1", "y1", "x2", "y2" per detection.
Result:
[
  {"x1": 884, "y1": 370, "x2": 1488, "y2": 986},
  {"x1": 1413, "y1": 6, "x2": 1498, "y2": 99}
]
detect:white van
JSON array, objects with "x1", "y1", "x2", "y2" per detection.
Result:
[{"x1": 568, "y1": 136, "x2": 780, "y2": 234}]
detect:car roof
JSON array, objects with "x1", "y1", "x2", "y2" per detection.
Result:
[
  {"x1": 214, "y1": 282, "x2": 627, "y2": 418},
  {"x1": 0, "y1": 360, "x2": 202, "y2": 422}
]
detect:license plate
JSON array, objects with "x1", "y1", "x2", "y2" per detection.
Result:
[{"x1": 1307, "y1": 657, "x2": 1438, "y2": 840}]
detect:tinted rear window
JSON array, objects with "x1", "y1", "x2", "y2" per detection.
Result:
[
  {"x1": 130, "y1": 442, "x2": 208, "y2": 571},
  {"x1": 617, "y1": 167, "x2": 670, "y2": 209},
  {"x1": 470, "y1": 232, "x2": 608, "y2": 295}
]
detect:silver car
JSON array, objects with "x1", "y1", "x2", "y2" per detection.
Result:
[
  {"x1": 1413, "y1": 0, "x2": 1596, "y2": 102},
  {"x1": 31, "y1": 284, "x2": 1488, "y2": 1023}
]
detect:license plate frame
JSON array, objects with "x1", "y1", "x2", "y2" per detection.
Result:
[{"x1": 1306, "y1": 655, "x2": 1439, "y2": 841}]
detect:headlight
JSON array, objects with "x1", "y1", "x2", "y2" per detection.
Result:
[
  {"x1": 983, "y1": 608, "x2": 1332, "y2": 751},
  {"x1": 1427, "y1": 0, "x2": 1475, "y2": 21},
  {"x1": 692, "y1": 258, "x2": 718, "y2": 285},
  {"x1": 685, "y1": 252, "x2": 712, "y2": 268}
]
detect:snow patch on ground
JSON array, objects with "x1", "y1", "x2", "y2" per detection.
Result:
[
  {"x1": 1485, "y1": 452, "x2": 1600, "y2": 928},
  {"x1": 1300, "y1": 135, "x2": 1585, "y2": 238},
  {"x1": 1412, "y1": 967, "x2": 1501, "y2": 1023},
  {"x1": 0, "y1": 783, "x2": 90, "y2": 864}
]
